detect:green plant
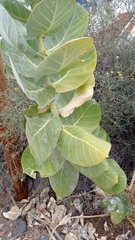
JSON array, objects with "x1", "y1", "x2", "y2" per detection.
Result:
[
  {"x1": 0, "y1": 0, "x2": 127, "y2": 199},
  {"x1": 101, "y1": 192, "x2": 132, "y2": 225}
]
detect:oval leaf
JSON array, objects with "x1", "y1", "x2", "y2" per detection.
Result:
[
  {"x1": 21, "y1": 146, "x2": 64, "y2": 178},
  {"x1": 0, "y1": 0, "x2": 30, "y2": 23},
  {"x1": 26, "y1": 113, "x2": 61, "y2": 166},
  {"x1": 102, "y1": 159, "x2": 127, "y2": 194},
  {"x1": 34, "y1": 38, "x2": 93, "y2": 81},
  {"x1": 58, "y1": 125, "x2": 111, "y2": 167},
  {"x1": 74, "y1": 158, "x2": 108, "y2": 179},
  {"x1": 49, "y1": 161, "x2": 79, "y2": 199},
  {"x1": 91, "y1": 164, "x2": 118, "y2": 189},
  {"x1": 61, "y1": 99, "x2": 101, "y2": 133},
  {"x1": 27, "y1": 0, "x2": 76, "y2": 38},
  {"x1": 51, "y1": 46, "x2": 97, "y2": 93},
  {"x1": 45, "y1": 3, "x2": 88, "y2": 51}
]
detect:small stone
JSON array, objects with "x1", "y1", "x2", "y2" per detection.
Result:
[
  {"x1": 12, "y1": 218, "x2": 27, "y2": 238},
  {"x1": 38, "y1": 234, "x2": 49, "y2": 240}
]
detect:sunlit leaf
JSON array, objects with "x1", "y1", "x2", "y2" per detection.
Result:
[
  {"x1": 34, "y1": 38, "x2": 93, "y2": 81},
  {"x1": 27, "y1": 0, "x2": 76, "y2": 38},
  {"x1": 92, "y1": 125, "x2": 110, "y2": 143},
  {"x1": 49, "y1": 160, "x2": 79, "y2": 199},
  {"x1": 58, "y1": 125, "x2": 111, "y2": 167},
  {"x1": 51, "y1": 46, "x2": 97, "y2": 93}
]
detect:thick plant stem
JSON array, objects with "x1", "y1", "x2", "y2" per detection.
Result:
[{"x1": 0, "y1": 53, "x2": 28, "y2": 201}]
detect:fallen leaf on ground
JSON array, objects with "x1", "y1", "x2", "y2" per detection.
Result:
[
  {"x1": 3, "y1": 205, "x2": 22, "y2": 220},
  {"x1": 51, "y1": 205, "x2": 67, "y2": 228}
]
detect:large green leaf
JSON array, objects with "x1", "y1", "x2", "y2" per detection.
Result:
[
  {"x1": 0, "y1": 4, "x2": 34, "y2": 53},
  {"x1": 51, "y1": 46, "x2": 97, "y2": 93},
  {"x1": 27, "y1": 0, "x2": 76, "y2": 38},
  {"x1": 25, "y1": 113, "x2": 61, "y2": 166},
  {"x1": 49, "y1": 161, "x2": 79, "y2": 199},
  {"x1": 91, "y1": 164, "x2": 118, "y2": 189},
  {"x1": 21, "y1": 146, "x2": 64, "y2": 178},
  {"x1": 44, "y1": 3, "x2": 88, "y2": 51},
  {"x1": 102, "y1": 159, "x2": 127, "y2": 194},
  {"x1": 34, "y1": 38, "x2": 93, "y2": 81},
  {"x1": 9, "y1": 59, "x2": 55, "y2": 107},
  {"x1": 92, "y1": 125, "x2": 110, "y2": 143},
  {"x1": 4, "y1": 43, "x2": 37, "y2": 78},
  {"x1": 74, "y1": 158, "x2": 108, "y2": 179},
  {"x1": 55, "y1": 91, "x2": 75, "y2": 111},
  {"x1": 61, "y1": 100, "x2": 101, "y2": 133},
  {"x1": 0, "y1": 0, "x2": 30, "y2": 23},
  {"x1": 58, "y1": 125, "x2": 111, "y2": 167}
]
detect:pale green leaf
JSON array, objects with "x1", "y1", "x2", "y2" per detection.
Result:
[
  {"x1": 9, "y1": 63, "x2": 55, "y2": 107},
  {"x1": 74, "y1": 158, "x2": 108, "y2": 178},
  {"x1": 34, "y1": 38, "x2": 93, "y2": 81},
  {"x1": 49, "y1": 161, "x2": 79, "y2": 199},
  {"x1": 45, "y1": 3, "x2": 88, "y2": 51},
  {"x1": 61, "y1": 100, "x2": 101, "y2": 133},
  {"x1": 27, "y1": 0, "x2": 76, "y2": 38},
  {"x1": 0, "y1": 0, "x2": 30, "y2": 23},
  {"x1": 102, "y1": 159, "x2": 127, "y2": 194},
  {"x1": 92, "y1": 125, "x2": 110, "y2": 143},
  {"x1": 59, "y1": 79, "x2": 94, "y2": 117},
  {"x1": 26, "y1": 113, "x2": 61, "y2": 166},
  {"x1": 1, "y1": 40, "x2": 37, "y2": 77},
  {"x1": 58, "y1": 125, "x2": 111, "y2": 167},
  {"x1": 111, "y1": 200, "x2": 132, "y2": 225},
  {"x1": 55, "y1": 91, "x2": 75, "y2": 111},
  {"x1": 91, "y1": 164, "x2": 118, "y2": 189},
  {"x1": 21, "y1": 146, "x2": 64, "y2": 178},
  {"x1": 51, "y1": 46, "x2": 97, "y2": 93},
  {"x1": 0, "y1": 4, "x2": 34, "y2": 53}
]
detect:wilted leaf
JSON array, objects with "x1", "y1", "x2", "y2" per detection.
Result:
[
  {"x1": 49, "y1": 161, "x2": 79, "y2": 199},
  {"x1": 51, "y1": 205, "x2": 67, "y2": 228},
  {"x1": 25, "y1": 114, "x2": 61, "y2": 166},
  {"x1": 27, "y1": 0, "x2": 76, "y2": 38},
  {"x1": 3, "y1": 206, "x2": 22, "y2": 220},
  {"x1": 58, "y1": 125, "x2": 111, "y2": 167},
  {"x1": 45, "y1": 3, "x2": 88, "y2": 51}
]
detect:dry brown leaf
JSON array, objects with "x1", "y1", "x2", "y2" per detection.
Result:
[
  {"x1": 3, "y1": 205, "x2": 22, "y2": 220},
  {"x1": 22, "y1": 197, "x2": 38, "y2": 216},
  {"x1": 51, "y1": 205, "x2": 67, "y2": 228}
]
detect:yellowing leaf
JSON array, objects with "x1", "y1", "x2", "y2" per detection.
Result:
[
  {"x1": 59, "y1": 78, "x2": 94, "y2": 117},
  {"x1": 58, "y1": 125, "x2": 111, "y2": 167}
]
